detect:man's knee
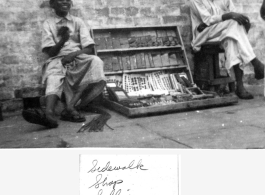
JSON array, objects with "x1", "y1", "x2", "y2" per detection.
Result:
[
  {"x1": 91, "y1": 55, "x2": 103, "y2": 65},
  {"x1": 45, "y1": 75, "x2": 64, "y2": 98},
  {"x1": 89, "y1": 55, "x2": 104, "y2": 70},
  {"x1": 224, "y1": 19, "x2": 244, "y2": 30}
]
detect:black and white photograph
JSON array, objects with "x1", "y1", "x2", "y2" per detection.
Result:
[
  {"x1": 1, "y1": 0, "x2": 265, "y2": 149},
  {"x1": 1, "y1": 0, "x2": 265, "y2": 195}
]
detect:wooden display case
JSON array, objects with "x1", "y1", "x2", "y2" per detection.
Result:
[{"x1": 92, "y1": 26, "x2": 238, "y2": 117}]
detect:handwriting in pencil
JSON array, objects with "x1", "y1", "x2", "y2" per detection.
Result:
[
  {"x1": 97, "y1": 189, "x2": 122, "y2": 195},
  {"x1": 88, "y1": 159, "x2": 148, "y2": 173},
  {"x1": 89, "y1": 174, "x2": 123, "y2": 190}
]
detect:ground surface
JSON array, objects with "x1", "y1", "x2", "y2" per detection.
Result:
[{"x1": 1, "y1": 91, "x2": 265, "y2": 149}]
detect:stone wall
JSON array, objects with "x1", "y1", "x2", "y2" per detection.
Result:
[{"x1": 0, "y1": 0, "x2": 264, "y2": 101}]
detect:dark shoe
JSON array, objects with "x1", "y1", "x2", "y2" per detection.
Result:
[
  {"x1": 235, "y1": 90, "x2": 254, "y2": 100},
  {"x1": 60, "y1": 109, "x2": 86, "y2": 122},
  {"x1": 22, "y1": 108, "x2": 58, "y2": 128}
]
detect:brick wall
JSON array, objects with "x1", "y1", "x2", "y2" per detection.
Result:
[{"x1": 0, "y1": 0, "x2": 264, "y2": 101}]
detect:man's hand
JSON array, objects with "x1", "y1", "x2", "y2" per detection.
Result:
[
  {"x1": 61, "y1": 52, "x2": 76, "y2": 66},
  {"x1": 61, "y1": 46, "x2": 95, "y2": 66},
  {"x1": 222, "y1": 12, "x2": 251, "y2": 32},
  {"x1": 222, "y1": 12, "x2": 249, "y2": 25},
  {"x1": 61, "y1": 32, "x2": 70, "y2": 42},
  {"x1": 197, "y1": 23, "x2": 208, "y2": 33},
  {"x1": 243, "y1": 21, "x2": 251, "y2": 33},
  {"x1": 58, "y1": 26, "x2": 70, "y2": 42}
]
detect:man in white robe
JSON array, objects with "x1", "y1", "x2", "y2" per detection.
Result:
[{"x1": 190, "y1": 0, "x2": 264, "y2": 99}]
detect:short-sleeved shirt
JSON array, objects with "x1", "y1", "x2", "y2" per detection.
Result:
[
  {"x1": 41, "y1": 13, "x2": 95, "y2": 56},
  {"x1": 190, "y1": 0, "x2": 236, "y2": 40}
]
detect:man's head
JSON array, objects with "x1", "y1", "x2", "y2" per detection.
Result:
[{"x1": 50, "y1": 0, "x2": 73, "y2": 16}]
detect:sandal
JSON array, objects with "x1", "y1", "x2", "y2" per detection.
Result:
[
  {"x1": 22, "y1": 108, "x2": 58, "y2": 129},
  {"x1": 60, "y1": 109, "x2": 86, "y2": 122}
]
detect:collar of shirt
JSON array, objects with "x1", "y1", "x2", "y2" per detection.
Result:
[{"x1": 54, "y1": 13, "x2": 73, "y2": 23}]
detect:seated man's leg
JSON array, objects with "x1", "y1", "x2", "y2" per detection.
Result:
[
  {"x1": 61, "y1": 81, "x2": 87, "y2": 122},
  {"x1": 192, "y1": 20, "x2": 238, "y2": 52},
  {"x1": 45, "y1": 74, "x2": 65, "y2": 127},
  {"x1": 222, "y1": 38, "x2": 253, "y2": 99},
  {"x1": 23, "y1": 57, "x2": 65, "y2": 128},
  {"x1": 62, "y1": 55, "x2": 106, "y2": 121},
  {"x1": 192, "y1": 20, "x2": 264, "y2": 98},
  {"x1": 23, "y1": 75, "x2": 62, "y2": 129},
  {"x1": 77, "y1": 80, "x2": 106, "y2": 108},
  {"x1": 71, "y1": 55, "x2": 106, "y2": 109},
  {"x1": 251, "y1": 58, "x2": 264, "y2": 80},
  {"x1": 233, "y1": 65, "x2": 253, "y2": 99},
  {"x1": 78, "y1": 55, "x2": 106, "y2": 108},
  {"x1": 195, "y1": 20, "x2": 263, "y2": 75},
  {"x1": 222, "y1": 20, "x2": 264, "y2": 80}
]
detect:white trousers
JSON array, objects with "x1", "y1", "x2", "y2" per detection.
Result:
[{"x1": 192, "y1": 20, "x2": 256, "y2": 70}]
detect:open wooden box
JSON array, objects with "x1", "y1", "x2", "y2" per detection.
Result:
[{"x1": 92, "y1": 26, "x2": 238, "y2": 117}]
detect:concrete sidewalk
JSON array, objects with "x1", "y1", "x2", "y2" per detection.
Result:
[{"x1": 1, "y1": 93, "x2": 265, "y2": 149}]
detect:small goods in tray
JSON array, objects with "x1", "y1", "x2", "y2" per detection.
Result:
[{"x1": 104, "y1": 71, "x2": 216, "y2": 110}]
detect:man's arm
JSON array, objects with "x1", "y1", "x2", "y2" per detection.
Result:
[
  {"x1": 222, "y1": 12, "x2": 251, "y2": 32},
  {"x1": 222, "y1": 12, "x2": 249, "y2": 25},
  {"x1": 43, "y1": 27, "x2": 70, "y2": 57},
  {"x1": 190, "y1": 0, "x2": 250, "y2": 33},
  {"x1": 190, "y1": 0, "x2": 223, "y2": 27},
  {"x1": 61, "y1": 45, "x2": 94, "y2": 65},
  {"x1": 222, "y1": 0, "x2": 250, "y2": 32},
  {"x1": 60, "y1": 18, "x2": 96, "y2": 66},
  {"x1": 43, "y1": 39, "x2": 67, "y2": 58}
]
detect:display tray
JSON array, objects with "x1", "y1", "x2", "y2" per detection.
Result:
[
  {"x1": 103, "y1": 95, "x2": 238, "y2": 118},
  {"x1": 94, "y1": 25, "x2": 238, "y2": 118}
]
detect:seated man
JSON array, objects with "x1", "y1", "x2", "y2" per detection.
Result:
[
  {"x1": 40, "y1": 0, "x2": 106, "y2": 128},
  {"x1": 190, "y1": 0, "x2": 264, "y2": 99}
]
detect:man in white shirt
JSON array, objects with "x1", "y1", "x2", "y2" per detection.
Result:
[
  {"x1": 26, "y1": 0, "x2": 106, "y2": 128},
  {"x1": 190, "y1": 0, "x2": 264, "y2": 99}
]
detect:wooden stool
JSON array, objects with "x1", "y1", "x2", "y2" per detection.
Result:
[{"x1": 194, "y1": 42, "x2": 235, "y2": 92}]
